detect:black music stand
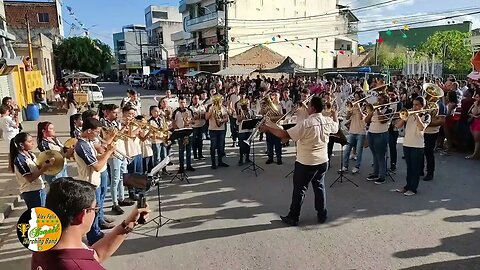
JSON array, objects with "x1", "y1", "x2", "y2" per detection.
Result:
[
  {"x1": 242, "y1": 118, "x2": 263, "y2": 177},
  {"x1": 385, "y1": 151, "x2": 396, "y2": 182},
  {"x1": 282, "y1": 123, "x2": 296, "y2": 178},
  {"x1": 330, "y1": 139, "x2": 359, "y2": 188},
  {"x1": 170, "y1": 128, "x2": 193, "y2": 184}
]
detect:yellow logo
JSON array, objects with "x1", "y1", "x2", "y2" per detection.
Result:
[{"x1": 16, "y1": 207, "x2": 62, "y2": 252}]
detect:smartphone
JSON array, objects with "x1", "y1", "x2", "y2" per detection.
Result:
[{"x1": 137, "y1": 194, "x2": 147, "y2": 224}]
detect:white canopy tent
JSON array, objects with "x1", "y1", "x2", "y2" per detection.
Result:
[
  {"x1": 214, "y1": 67, "x2": 256, "y2": 76},
  {"x1": 64, "y1": 71, "x2": 99, "y2": 80}
]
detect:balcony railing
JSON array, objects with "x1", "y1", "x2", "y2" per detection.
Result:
[
  {"x1": 177, "y1": 45, "x2": 225, "y2": 57},
  {"x1": 185, "y1": 11, "x2": 225, "y2": 32}
]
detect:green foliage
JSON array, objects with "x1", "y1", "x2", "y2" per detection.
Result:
[
  {"x1": 368, "y1": 44, "x2": 407, "y2": 69},
  {"x1": 417, "y1": 30, "x2": 472, "y2": 74},
  {"x1": 54, "y1": 37, "x2": 113, "y2": 74}
]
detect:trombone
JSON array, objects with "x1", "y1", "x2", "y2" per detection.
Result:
[
  {"x1": 97, "y1": 136, "x2": 133, "y2": 163},
  {"x1": 365, "y1": 101, "x2": 400, "y2": 114},
  {"x1": 276, "y1": 94, "x2": 313, "y2": 124},
  {"x1": 396, "y1": 103, "x2": 439, "y2": 121}
]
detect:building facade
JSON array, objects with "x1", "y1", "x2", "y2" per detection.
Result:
[
  {"x1": 144, "y1": 5, "x2": 183, "y2": 69},
  {"x1": 4, "y1": 0, "x2": 62, "y2": 93},
  {"x1": 172, "y1": 0, "x2": 359, "y2": 72},
  {"x1": 113, "y1": 25, "x2": 154, "y2": 76}
]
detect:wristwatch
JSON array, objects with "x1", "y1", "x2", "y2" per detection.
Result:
[{"x1": 121, "y1": 220, "x2": 135, "y2": 234}]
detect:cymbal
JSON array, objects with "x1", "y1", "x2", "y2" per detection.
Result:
[
  {"x1": 64, "y1": 138, "x2": 77, "y2": 149},
  {"x1": 37, "y1": 150, "x2": 64, "y2": 176}
]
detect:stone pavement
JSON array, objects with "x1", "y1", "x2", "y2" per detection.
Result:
[{"x1": 0, "y1": 99, "x2": 480, "y2": 269}]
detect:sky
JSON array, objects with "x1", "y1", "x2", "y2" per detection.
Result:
[{"x1": 60, "y1": 0, "x2": 480, "y2": 47}]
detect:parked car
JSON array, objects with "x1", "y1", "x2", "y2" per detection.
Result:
[
  {"x1": 79, "y1": 83, "x2": 104, "y2": 106},
  {"x1": 131, "y1": 76, "x2": 142, "y2": 87}
]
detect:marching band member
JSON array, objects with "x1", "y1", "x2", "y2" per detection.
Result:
[
  {"x1": 37, "y1": 121, "x2": 70, "y2": 184},
  {"x1": 340, "y1": 91, "x2": 366, "y2": 174},
  {"x1": 9, "y1": 132, "x2": 50, "y2": 209},
  {"x1": 227, "y1": 83, "x2": 240, "y2": 147},
  {"x1": 263, "y1": 91, "x2": 284, "y2": 165},
  {"x1": 280, "y1": 89, "x2": 294, "y2": 115},
  {"x1": 121, "y1": 89, "x2": 142, "y2": 115},
  {"x1": 69, "y1": 113, "x2": 83, "y2": 139},
  {"x1": 189, "y1": 94, "x2": 206, "y2": 160},
  {"x1": 0, "y1": 105, "x2": 20, "y2": 143},
  {"x1": 101, "y1": 104, "x2": 135, "y2": 215},
  {"x1": 205, "y1": 94, "x2": 230, "y2": 169},
  {"x1": 365, "y1": 93, "x2": 393, "y2": 184},
  {"x1": 387, "y1": 88, "x2": 402, "y2": 173},
  {"x1": 122, "y1": 106, "x2": 143, "y2": 200},
  {"x1": 260, "y1": 96, "x2": 339, "y2": 226},
  {"x1": 295, "y1": 90, "x2": 311, "y2": 123},
  {"x1": 136, "y1": 115, "x2": 154, "y2": 173},
  {"x1": 422, "y1": 97, "x2": 446, "y2": 180},
  {"x1": 74, "y1": 117, "x2": 116, "y2": 245},
  {"x1": 172, "y1": 96, "x2": 196, "y2": 173},
  {"x1": 236, "y1": 97, "x2": 254, "y2": 165},
  {"x1": 148, "y1": 105, "x2": 172, "y2": 175},
  {"x1": 394, "y1": 96, "x2": 431, "y2": 196}
]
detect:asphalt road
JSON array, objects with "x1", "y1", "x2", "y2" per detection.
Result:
[{"x1": 0, "y1": 82, "x2": 479, "y2": 269}]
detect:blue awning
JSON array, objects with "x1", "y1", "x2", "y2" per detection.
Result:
[{"x1": 151, "y1": 69, "x2": 168, "y2": 76}]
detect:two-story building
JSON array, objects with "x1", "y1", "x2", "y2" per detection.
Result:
[{"x1": 172, "y1": 0, "x2": 359, "y2": 72}]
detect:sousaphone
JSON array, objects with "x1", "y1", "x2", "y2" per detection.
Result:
[{"x1": 423, "y1": 83, "x2": 444, "y2": 103}]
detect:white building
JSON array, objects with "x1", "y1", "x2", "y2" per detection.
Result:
[
  {"x1": 144, "y1": 5, "x2": 183, "y2": 69},
  {"x1": 172, "y1": 0, "x2": 359, "y2": 72}
]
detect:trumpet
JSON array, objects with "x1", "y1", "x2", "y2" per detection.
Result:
[
  {"x1": 346, "y1": 95, "x2": 370, "y2": 110},
  {"x1": 102, "y1": 127, "x2": 131, "y2": 141},
  {"x1": 365, "y1": 101, "x2": 400, "y2": 114},
  {"x1": 97, "y1": 137, "x2": 133, "y2": 163}
]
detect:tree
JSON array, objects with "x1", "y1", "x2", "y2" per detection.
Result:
[
  {"x1": 54, "y1": 37, "x2": 113, "y2": 74},
  {"x1": 418, "y1": 30, "x2": 472, "y2": 74},
  {"x1": 368, "y1": 44, "x2": 407, "y2": 70}
]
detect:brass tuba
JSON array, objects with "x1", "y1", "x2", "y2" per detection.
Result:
[
  {"x1": 423, "y1": 83, "x2": 444, "y2": 103},
  {"x1": 212, "y1": 94, "x2": 224, "y2": 127}
]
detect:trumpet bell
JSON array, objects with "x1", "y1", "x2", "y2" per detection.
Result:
[
  {"x1": 423, "y1": 83, "x2": 444, "y2": 103},
  {"x1": 37, "y1": 150, "x2": 64, "y2": 176}
]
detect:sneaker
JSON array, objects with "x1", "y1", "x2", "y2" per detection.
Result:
[
  {"x1": 277, "y1": 160, "x2": 283, "y2": 165},
  {"x1": 404, "y1": 190, "x2": 416, "y2": 196},
  {"x1": 395, "y1": 188, "x2": 407, "y2": 193},
  {"x1": 129, "y1": 193, "x2": 139, "y2": 201},
  {"x1": 266, "y1": 159, "x2": 274, "y2": 164},
  {"x1": 351, "y1": 167, "x2": 360, "y2": 174},
  {"x1": 338, "y1": 166, "x2": 348, "y2": 173},
  {"x1": 374, "y1": 178, "x2": 386, "y2": 185},
  {"x1": 118, "y1": 199, "x2": 135, "y2": 206},
  {"x1": 423, "y1": 174, "x2": 433, "y2": 181},
  {"x1": 317, "y1": 210, "x2": 328, "y2": 224},
  {"x1": 366, "y1": 174, "x2": 379, "y2": 181},
  {"x1": 100, "y1": 222, "x2": 115, "y2": 230},
  {"x1": 218, "y1": 162, "x2": 229, "y2": 167},
  {"x1": 186, "y1": 166, "x2": 196, "y2": 172},
  {"x1": 211, "y1": 165, "x2": 217, "y2": 170},
  {"x1": 111, "y1": 205, "x2": 124, "y2": 215},
  {"x1": 103, "y1": 216, "x2": 115, "y2": 223},
  {"x1": 389, "y1": 167, "x2": 397, "y2": 174},
  {"x1": 280, "y1": 215, "x2": 298, "y2": 226}
]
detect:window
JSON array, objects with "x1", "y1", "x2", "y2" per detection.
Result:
[
  {"x1": 38, "y1": 13, "x2": 49, "y2": 23},
  {"x1": 152, "y1": 11, "x2": 168, "y2": 20}
]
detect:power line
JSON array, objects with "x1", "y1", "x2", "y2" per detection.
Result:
[
  {"x1": 229, "y1": 0, "x2": 411, "y2": 22},
  {"x1": 228, "y1": 10, "x2": 480, "y2": 51}
]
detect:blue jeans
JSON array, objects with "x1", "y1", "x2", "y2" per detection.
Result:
[
  {"x1": 108, "y1": 157, "x2": 126, "y2": 205},
  {"x1": 86, "y1": 187, "x2": 103, "y2": 245},
  {"x1": 209, "y1": 129, "x2": 226, "y2": 163},
  {"x1": 152, "y1": 143, "x2": 165, "y2": 166},
  {"x1": 178, "y1": 136, "x2": 193, "y2": 169},
  {"x1": 21, "y1": 189, "x2": 46, "y2": 209},
  {"x1": 127, "y1": 155, "x2": 143, "y2": 195},
  {"x1": 266, "y1": 133, "x2": 282, "y2": 162},
  {"x1": 403, "y1": 146, "x2": 424, "y2": 193},
  {"x1": 192, "y1": 127, "x2": 204, "y2": 158},
  {"x1": 343, "y1": 134, "x2": 366, "y2": 169},
  {"x1": 368, "y1": 132, "x2": 389, "y2": 179},
  {"x1": 44, "y1": 165, "x2": 68, "y2": 185},
  {"x1": 98, "y1": 169, "x2": 109, "y2": 223},
  {"x1": 238, "y1": 132, "x2": 252, "y2": 159}
]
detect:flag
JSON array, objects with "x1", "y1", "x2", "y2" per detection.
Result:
[{"x1": 363, "y1": 79, "x2": 370, "y2": 91}]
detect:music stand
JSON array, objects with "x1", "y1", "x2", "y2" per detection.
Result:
[
  {"x1": 385, "y1": 150, "x2": 396, "y2": 183},
  {"x1": 330, "y1": 137, "x2": 359, "y2": 188},
  {"x1": 126, "y1": 155, "x2": 179, "y2": 237},
  {"x1": 169, "y1": 128, "x2": 193, "y2": 184},
  {"x1": 282, "y1": 123, "x2": 296, "y2": 178},
  {"x1": 242, "y1": 118, "x2": 263, "y2": 177}
]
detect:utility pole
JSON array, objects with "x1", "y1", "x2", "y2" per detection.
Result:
[
  {"x1": 222, "y1": 0, "x2": 234, "y2": 69},
  {"x1": 25, "y1": 14, "x2": 33, "y2": 60},
  {"x1": 315, "y1": 37, "x2": 319, "y2": 69}
]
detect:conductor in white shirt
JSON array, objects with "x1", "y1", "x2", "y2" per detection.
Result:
[{"x1": 260, "y1": 97, "x2": 339, "y2": 226}]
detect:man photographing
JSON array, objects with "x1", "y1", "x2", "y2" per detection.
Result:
[
  {"x1": 260, "y1": 96, "x2": 339, "y2": 226},
  {"x1": 31, "y1": 177, "x2": 150, "y2": 270}
]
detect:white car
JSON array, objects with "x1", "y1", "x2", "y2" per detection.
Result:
[{"x1": 80, "y1": 84, "x2": 104, "y2": 104}]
